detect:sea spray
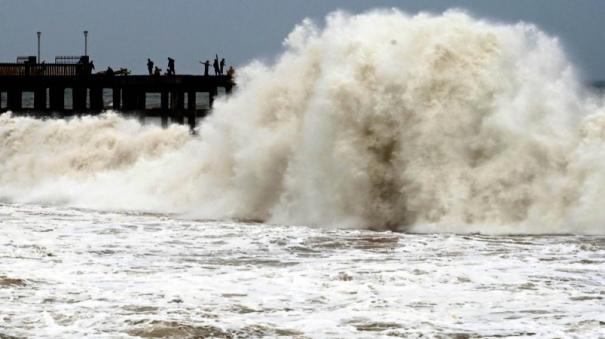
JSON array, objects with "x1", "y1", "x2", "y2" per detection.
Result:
[
  {"x1": 1, "y1": 9, "x2": 605, "y2": 234},
  {"x1": 0, "y1": 114, "x2": 192, "y2": 206}
]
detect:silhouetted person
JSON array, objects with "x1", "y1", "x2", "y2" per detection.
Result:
[
  {"x1": 147, "y1": 58, "x2": 154, "y2": 75},
  {"x1": 106, "y1": 66, "x2": 114, "y2": 76},
  {"x1": 219, "y1": 58, "x2": 225, "y2": 75},
  {"x1": 88, "y1": 61, "x2": 95, "y2": 74},
  {"x1": 167, "y1": 57, "x2": 175, "y2": 75},
  {"x1": 154, "y1": 66, "x2": 161, "y2": 76},
  {"x1": 200, "y1": 60, "x2": 210, "y2": 76},
  {"x1": 213, "y1": 55, "x2": 220, "y2": 75},
  {"x1": 227, "y1": 66, "x2": 235, "y2": 78}
]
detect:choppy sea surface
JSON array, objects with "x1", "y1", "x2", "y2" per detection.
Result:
[{"x1": 1, "y1": 203, "x2": 604, "y2": 338}]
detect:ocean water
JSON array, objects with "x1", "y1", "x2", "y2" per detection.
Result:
[
  {"x1": 2, "y1": 9, "x2": 605, "y2": 338},
  {"x1": 1, "y1": 203, "x2": 604, "y2": 338}
]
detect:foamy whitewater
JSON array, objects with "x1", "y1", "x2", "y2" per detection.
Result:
[
  {"x1": 2, "y1": 9, "x2": 605, "y2": 234},
  {"x1": 1, "y1": 204, "x2": 604, "y2": 337}
]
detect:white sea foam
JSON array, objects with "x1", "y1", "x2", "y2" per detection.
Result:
[
  {"x1": 2, "y1": 204, "x2": 604, "y2": 337},
  {"x1": 2, "y1": 9, "x2": 605, "y2": 234}
]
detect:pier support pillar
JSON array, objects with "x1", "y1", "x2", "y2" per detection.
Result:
[
  {"x1": 209, "y1": 88, "x2": 216, "y2": 109},
  {"x1": 112, "y1": 88, "x2": 121, "y2": 110},
  {"x1": 169, "y1": 91, "x2": 177, "y2": 110},
  {"x1": 7, "y1": 90, "x2": 22, "y2": 111},
  {"x1": 73, "y1": 87, "x2": 87, "y2": 112},
  {"x1": 177, "y1": 91, "x2": 185, "y2": 111},
  {"x1": 171, "y1": 91, "x2": 184, "y2": 124},
  {"x1": 160, "y1": 91, "x2": 169, "y2": 111},
  {"x1": 136, "y1": 91, "x2": 146, "y2": 122},
  {"x1": 187, "y1": 91, "x2": 196, "y2": 130},
  {"x1": 49, "y1": 87, "x2": 64, "y2": 112},
  {"x1": 34, "y1": 88, "x2": 47, "y2": 111},
  {"x1": 122, "y1": 88, "x2": 137, "y2": 111},
  {"x1": 136, "y1": 91, "x2": 146, "y2": 111},
  {"x1": 90, "y1": 87, "x2": 104, "y2": 112},
  {"x1": 187, "y1": 91, "x2": 196, "y2": 111},
  {"x1": 160, "y1": 91, "x2": 169, "y2": 127}
]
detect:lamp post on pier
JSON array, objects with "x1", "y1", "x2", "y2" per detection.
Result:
[
  {"x1": 37, "y1": 32, "x2": 41, "y2": 62},
  {"x1": 83, "y1": 30, "x2": 88, "y2": 56}
]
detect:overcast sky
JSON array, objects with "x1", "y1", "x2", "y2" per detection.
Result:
[{"x1": 1, "y1": 0, "x2": 604, "y2": 79}]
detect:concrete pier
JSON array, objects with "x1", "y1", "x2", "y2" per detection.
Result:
[{"x1": 0, "y1": 60, "x2": 235, "y2": 129}]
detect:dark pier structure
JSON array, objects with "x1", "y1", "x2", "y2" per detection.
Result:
[{"x1": 0, "y1": 56, "x2": 234, "y2": 129}]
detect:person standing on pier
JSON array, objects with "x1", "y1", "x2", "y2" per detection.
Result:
[
  {"x1": 200, "y1": 60, "x2": 210, "y2": 76},
  {"x1": 147, "y1": 59, "x2": 154, "y2": 75},
  {"x1": 213, "y1": 55, "x2": 220, "y2": 75},
  {"x1": 219, "y1": 58, "x2": 225, "y2": 75},
  {"x1": 167, "y1": 57, "x2": 175, "y2": 75}
]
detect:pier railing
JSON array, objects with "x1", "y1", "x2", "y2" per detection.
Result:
[
  {"x1": 0, "y1": 63, "x2": 82, "y2": 76},
  {"x1": 55, "y1": 56, "x2": 84, "y2": 64}
]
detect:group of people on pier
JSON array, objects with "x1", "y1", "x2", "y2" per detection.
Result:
[
  {"x1": 145, "y1": 55, "x2": 232, "y2": 77},
  {"x1": 146, "y1": 58, "x2": 175, "y2": 76},
  {"x1": 200, "y1": 55, "x2": 226, "y2": 76}
]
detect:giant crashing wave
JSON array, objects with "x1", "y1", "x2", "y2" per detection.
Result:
[{"x1": 2, "y1": 9, "x2": 605, "y2": 234}]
